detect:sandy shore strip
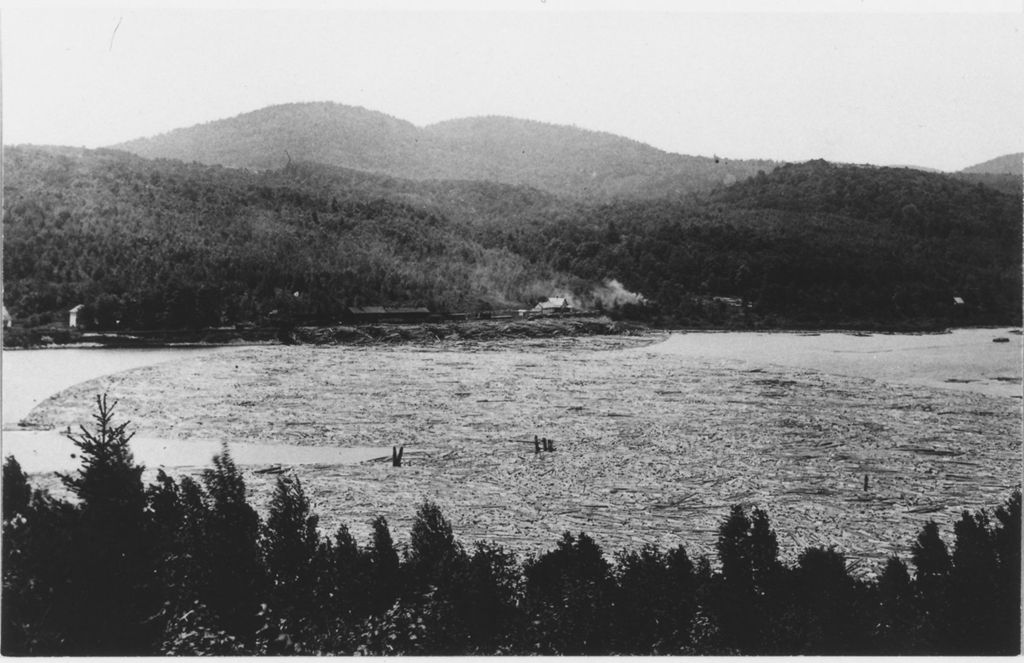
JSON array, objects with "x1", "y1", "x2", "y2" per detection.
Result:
[{"x1": 4, "y1": 430, "x2": 390, "y2": 474}]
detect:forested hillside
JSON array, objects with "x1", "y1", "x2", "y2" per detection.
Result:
[
  {"x1": 953, "y1": 153, "x2": 1023, "y2": 195},
  {"x1": 960, "y1": 152, "x2": 1022, "y2": 175},
  {"x1": 477, "y1": 160, "x2": 1021, "y2": 328},
  {"x1": 112, "y1": 102, "x2": 776, "y2": 200},
  {"x1": 4, "y1": 146, "x2": 1020, "y2": 332},
  {"x1": 113, "y1": 103, "x2": 434, "y2": 176},
  {"x1": 1, "y1": 146, "x2": 570, "y2": 330},
  {"x1": 420, "y1": 116, "x2": 777, "y2": 199}
]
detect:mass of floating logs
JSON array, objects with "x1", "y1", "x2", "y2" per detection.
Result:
[
  {"x1": 292, "y1": 317, "x2": 647, "y2": 346},
  {"x1": 30, "y1": 334, "x2": 1020, "y2": 576}
]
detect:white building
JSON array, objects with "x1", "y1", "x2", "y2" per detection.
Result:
[
  {"x1": 532, "y1": 297, "x2": 571, "y2": 313},
  {"x1": 69, "y1": 304, "x2": 85, "y2": 328}
]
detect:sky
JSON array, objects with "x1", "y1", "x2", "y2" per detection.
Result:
[{"x1": 2, "y1": 0, "x2": 1022, "y2": 171}]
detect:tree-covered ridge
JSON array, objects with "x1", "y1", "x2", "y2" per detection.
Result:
[
  {"x1": 480, "y1": 164, "x2": 1021, "y2": 327},
  {"x1": 2, "y1": 146, "x2": 581, "y2": 329},
  {"x1": 4, "y1": 146, "x2": 1020, "y2": 331},
  {"x1": 111, "y1": 102, "x2": 779, "y2": 200},
  {"x1": 960, "y1": 152, "x2": 1023, "y2": 175},
  {"x1": 112, "y1": 102, "x2": 430, "y2": 175},
  {"x1": 420, "y1": 115, "x2": 779, "y2": 199},
  {"x1": 713, "y1": 159, "x2": 1019, "y2": 230},
  {"x1": 2, "y1": 397, "x2": 1020, "y2": 655}
]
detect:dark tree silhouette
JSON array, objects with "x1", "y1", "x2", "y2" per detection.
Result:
[
  {"x1": 1, "y1": 399, "x2": 1020, "y2": 655},
  {"x1": 52, "y1": 395, "x2": 158, "y2": 654},
  {"x1": 261, "y1": 475, "x2": 323, "y2": 640},
  {"x1": 2, "y1": 456, "x2": 31, "y2": 522},
  {"x1": 199, "y1": 444, "x2": 264, "y2": 640},
  {"x1": 523, "y1": 531, "x2": 614, "y2": 654}
]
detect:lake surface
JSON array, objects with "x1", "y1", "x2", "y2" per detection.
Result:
[
  {"x1": 2, "y1": 329, "x2": 1019, "y2": 569},
  {"x1": 2, "y1": 346, "x2": 234, "y2": 427},
  {"x1": 2, "y1": 345, "x2": 391, "y2": 472},
  {"x1": 5, "y1": 328, "x2": 1018, "y2": 426},
  {"x1": 648, "y1": 327, "x2": 1023, "y2": 398}
]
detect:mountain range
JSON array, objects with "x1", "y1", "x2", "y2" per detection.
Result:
[
  {"x1": 112, "y1": 102, "x2": 779, "y2": 200},
  {"x1": 960, "y1": 153, "x2": 1023, "y2": 175},
  {"x1": 3, "y1": 102, "x2": 1020, "y2": 334}
]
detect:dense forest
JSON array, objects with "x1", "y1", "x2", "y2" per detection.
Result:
[
  {"x1": 113, "y1": 102, "x2": 778, "y2": 200},
  {"x1": 1, "y1": 146, "x2": 574, "y2": 330},
  {"x1": 2, "y1": 396, "x2": 1020, "y2": 655},
  {"x1": 475, "y1": 160, "x2": 1022, "y2": 328},
  {"x1": 3, "y1": 145, "x2": 1020, "y2": 334}
]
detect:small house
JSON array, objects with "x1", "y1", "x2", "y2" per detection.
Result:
[
  {"x1": 69, "y1": 304, "x2": 85, "y2": 328},
  {"x1": 532, "y1": 297, "x2": 572, "y2": 314}
]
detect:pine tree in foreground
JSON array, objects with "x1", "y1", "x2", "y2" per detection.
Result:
[{"x1": 55, "y1": 395, "x2": 158, "y2": 654}]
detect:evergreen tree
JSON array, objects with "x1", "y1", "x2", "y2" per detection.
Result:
[
  {"x1": 948, "y1": 510, "x2": 1000, "y2": 653},
  {"x1": 405, "y1": 499, "x2": 464, "y2": 589},
  {"x1": 612, "y1": 544, "x2": 696, "y2": 653},
  {"x1": 459, "y1": 542, "x2": 523, "y2": 653},
  {"x1": 524, "y1": 531, "x2": 614, "y2": 654},
  {"x1": 367, "y1": 516, "x2": 401, "y2": 614},
  {"x1": 713, "y1": 505, "x2": 780, "y2": 652},
  {"x1": 56, "y1": 395, "x2": 158, "y2": 654},
  {"x1": 876, "y1": 555, "x2": 916, "y2": 652},
  {"x1": 199, "y1": 443, "x2": 264, "y2": 640},
  {"x1": 717, "y1": 505, "x2": 753, "y2": 588},
  {"x1": 261, "y1": 474, "x2": 324, "y2": 641},
  {"x1": 791, "y1": 546, "x2": 864, "y2": 653},
  {"x1": 329, "y1": 523, "x2": 371, "y2": 621},
  {"x1": 748, "y1": 507, "x2": 782, "y2": 590},
  {"x1": 910, "y1": 520, "x2": 952, "y2": 651}
]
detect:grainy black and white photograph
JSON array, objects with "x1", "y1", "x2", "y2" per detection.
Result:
[{"x1": 1, "y1": 0, "x2": 1021, "y2": 656}]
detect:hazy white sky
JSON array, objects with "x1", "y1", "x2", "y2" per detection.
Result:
[{"x1": 2, "y1": 1, "x2": 1022, "y2": 170}]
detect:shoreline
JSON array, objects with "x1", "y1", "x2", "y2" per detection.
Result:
[{"x1": 4, "y1": 316, "x2": 1019, "y2": 350}]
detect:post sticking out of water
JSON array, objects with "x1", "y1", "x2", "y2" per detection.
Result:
[
  {"x1": 864, "y1": 474, "x2": 868, "y2": 491},
  {"x1": 398, "y1": 445, "x2": 404, "y2": 465},
  {"x1": 392, "y1": 446, "x2": 402, "y2": 467}
]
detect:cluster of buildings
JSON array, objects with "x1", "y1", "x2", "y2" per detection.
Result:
[{"x1": 1, "y1": 296, "x2": 580, "y2": 333}]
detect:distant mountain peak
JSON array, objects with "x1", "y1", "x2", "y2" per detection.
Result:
[
  {"x1": 960, "y1": 153, "x2": 1023, "y2": 175},
  {"x1": 111, "y1": 101, "x2": 777, "y2": 199}
]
